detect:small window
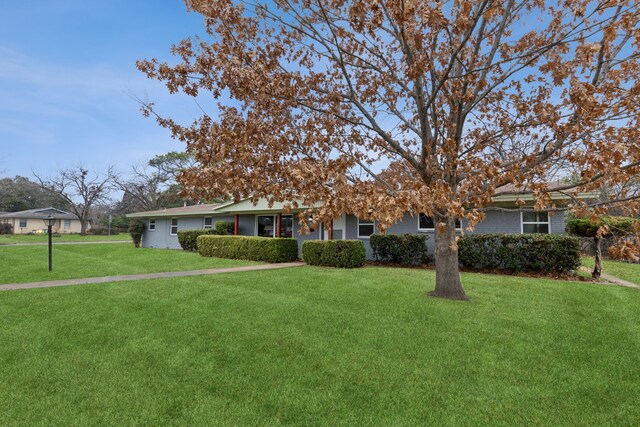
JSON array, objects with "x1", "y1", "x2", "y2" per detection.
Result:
[
  {"x1": 19, "y1": 218, "x2": 27, "y2": 228},
  {"x1": 521, "y1": 212, "x2": 549, "y2": 234},
  {"x1": 203, "y1": 217, "x2": 213, "y2": 229},
  {"x1": 418, "y1": 214, "x2": 461, "y2": 231},
  {"x1": 63, "y1": 219, "x2": 71, "y2": 229},
  {"x1": 357, "y1": 218, "x2": 375, "y2": 238},
  {"x1": 170, "y1": 218, "x2": 178, "y2": 235},
  {"x1": 148, "y1": 219, "x2": 156, "y2": 231}
]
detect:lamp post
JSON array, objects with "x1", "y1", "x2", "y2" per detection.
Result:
[{"x1": 43, "y1": 213, "x2": 56, "y2": 272}]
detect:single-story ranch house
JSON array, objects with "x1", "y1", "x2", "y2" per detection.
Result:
[
  {"x1": 0, "y1": 207, "x2": 85, "y2": 234},
  {"x1": 127, "y1": 188, "x2": 594, "y2": 258}
]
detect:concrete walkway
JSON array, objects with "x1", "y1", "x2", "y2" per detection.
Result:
[
  {"x1": 598, "y1": 272, "x2": 640, "y2": 289},
  {"x1": 0, "y1": 240, "x2": 129, "y2": 247},
  {"x1": 0, "y1": 262, "x2": 306, "y2": 291},
  {"x1": 577, "y1": 266, "x2": 640, "y2": 289}
]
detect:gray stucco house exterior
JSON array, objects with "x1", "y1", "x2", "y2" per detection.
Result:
[{"x1": 127, "y1": 191, "x2": 587, "y2": 259}]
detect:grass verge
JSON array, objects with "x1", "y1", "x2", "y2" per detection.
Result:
[
  {"x1": 0, "y1": 233, "x2": 130, "y2": 244},
  {"x1": 0, "y1": 244, "x2": 258, "y2": 284},
  {"x1": 581, "y1": 256, "x2": 640, "y2": 284}
]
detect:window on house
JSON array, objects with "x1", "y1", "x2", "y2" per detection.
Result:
[
  {"x1": 357, "y1": 218, "x2": 375, "y2": 238},
  {"x1": 19, "y1": 218, "x2": 27, "y2": 228},
  {"x1": 418, "y1": 214, "x2": 461, "y2": 231},
  {"x1": 170, "y1": 218, "x2": 178, "y2": 235},
  {"x1": 63, "y1": 219, "x2": 71, "y2": 229},
  {"x1": 280, "y1": 215, "x2": 294, "y2": 238},
  {"x1": 203, "y1": 217, "x2": 213, "y2": 229},
  {"x1": 521, "y1": 212, "x2": 550, "y2": 234},
  {"x1": 148, "y1": 219, "x2": 156, "y2": 231},
  {"x1": 257, "y1": 215, "x2": 275, "y2": 237}
]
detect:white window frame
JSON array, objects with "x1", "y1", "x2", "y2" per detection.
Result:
[
  {"x1": 19, "y1": 218, "x2": 27, "y2": 228},
  {"x1": 255, "y1": 215, "x2": 276, "y2": 237},
  {"x1": 357, "y1": 218, "x2": 375, "y2": 239},
  {"x1": 203, "y1": 217, "x2": 213, "y2": 229},
  {"x1": 170, "y1": 218, "x2": 178, "y2": 236},
  {"x1": 63, "y1": 219, "x2": 71, "y2": 229},
  {"x1": 417, "y1": 214, "x2": 462, "y2": 232},
  {"x1": 520, "y1": 211, "x2": 550, "y2": 234},
  {"x1": 148, "y1": 219, "x2": 156, "y2": 231}
]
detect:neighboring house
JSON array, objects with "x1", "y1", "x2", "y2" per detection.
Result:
[
  {"x1": 127, "y1": 188, "x2": 595, "y2": 258},
  {"x1": 0, "y1": 208, "x2": 85, "y2": 234}
]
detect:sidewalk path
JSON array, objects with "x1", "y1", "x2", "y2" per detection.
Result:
[
  {"x1": 0, "y1": 241, "x2": 129, "y2": 247},
  {"x1": 578, "y1": 266, "x2": 640, "y2": 289},
  {"x1": 0, "y1": 262, "x2": 306, "y2": 291},
  {"x1": 599, "y1": 272, "x2": 640, "y2": 289}
]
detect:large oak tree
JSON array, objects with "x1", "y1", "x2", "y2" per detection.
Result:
[{"x1": 139, "y1": 0, "x2": 640, "y2": 299}]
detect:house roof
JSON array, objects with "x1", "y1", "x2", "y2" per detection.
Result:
[
  {"x1": 126, "y1": 203, "x2": 225, "y2": 218},
  {"x1": 492, "y1": 182, "x2": 599, "y2": 203},
  {"x1": 213, "y1": 198, "x2": 322, "y2": 214},
  {"x1": 0, "y1": 207, "x2": 79, "y2": 220},
  {"x1": 125, "y1": 185, "x2": 598, "y2": 219}
]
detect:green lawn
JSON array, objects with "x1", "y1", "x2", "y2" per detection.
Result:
[
  {"x1": 0, "y1": 244, "x2": 257, "y2": 284},
  {"x1": 582, "y1": 256, "x2": 640, "y2": 284},
  {"x1": 1, "y1": 266, "x2": 639, "y2": 425},
  {"x1": 0, "y1": 233, "x2": 130, "y2": 244}
]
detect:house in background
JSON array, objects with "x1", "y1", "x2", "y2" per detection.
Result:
[
  {"x1": 0, "y1": 208, "x2": 85, "y2": 234},
  {"x1": 127, "y1": 187, "x2": 596, "y2": 259}
]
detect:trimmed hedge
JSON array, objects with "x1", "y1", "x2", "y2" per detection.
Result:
[
  {"x1": 458, "y1": 234, "x2": 580, "y2": 273},
  {"x1": 370, "y1": 234, "x2": 430, "y2": 266},
  {"x1": 214, "y1": 221, "x2": 234, "y2": 235},
  {"x1": 566, "y1": 216, "x2": 639, "y2": 238},
  {"x1": 178, "y1": 228, "x2": 217, "y2": 251},
  {"x1": 302, "y1": 240, "x2": 366, "y2": 268},
  {"x1": 197, "y1": 235, "x2": 298, "y2": 262}
]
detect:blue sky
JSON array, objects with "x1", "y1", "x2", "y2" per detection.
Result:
[{"x1": 0, "y1": 0, "x2": 207, "y2": 178}]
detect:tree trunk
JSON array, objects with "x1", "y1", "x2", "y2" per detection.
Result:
[
  {"x1": 592, "y1": 237, "x2": 602, "y2": 279},
  {"x1": 428, "y1": 216, "x2": 468, "y2": 300},
  {"x1": 80, "y1": 215, "x2": 88, "y2": 236}
]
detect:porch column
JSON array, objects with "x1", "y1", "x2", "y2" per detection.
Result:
[
  {"x1": 327, "y1": 220, "x2": 333, "y2": 240},
  {"x1": 276, "y1": 213, "x2": 282, "y2": 237},
  {"x1": 234, "y1": 215, "x2": 239, "y2": 235}
]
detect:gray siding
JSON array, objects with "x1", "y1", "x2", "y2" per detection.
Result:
[
  {"x1": 352, "y1": 210, "x2": 567, "y2": 260},
  {"x1": 550, "y1": 211, "x2": 565, "y2": 233},
  {"x1": 292, "y1": 220, "x2": 320, "y2": 256},
  {"x1": 142, "y1": 218, "x2": 178, "y2": 249},
  {"x1": 142, "y1": 210, "x2": 567, "y2": 260},
  {"x1": 142, "y1": 215, "x2": 236, "y2": 250},
  {"x1": 345, "y1": 214, "x2": 375, "y2": 259}
]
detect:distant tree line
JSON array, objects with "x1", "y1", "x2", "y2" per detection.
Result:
[{"x1": 0, "y1": 151, "x2": 215, "y2": 235}]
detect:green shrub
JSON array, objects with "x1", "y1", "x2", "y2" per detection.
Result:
[
  {"x1": 370, "y1": 233, "x2": 430, "y2": 266},
  {"x1": 566, "y1": 216, "x2": 638, "y2": 237},
  {"x1": 302, "y1": 240, "x2": 366, "y2": 268},
  {"x1": 214, "y1": 221, "x2": 234, "y2": 235},
  {"x1": 458, "y1": 234, "x2": 580, "y2": 273},
  {"x1": 128, "y1": 219, "x2": 146, "y2": 248},
  {"x1": 88, "y1": 227, "x2": 108, "y2": 236},
  {"x1": 197, "y1": 235, "x2": 298, "y2": 262},
  {"x1": 302, "y1": 241, "x2": 324, "y2": 266},
  {"x1": 0, "y1": 222, "x2": 13, "y2": 234},
  {"x1": 178, "y1": 228, "x2": 217, "y2": 251}
]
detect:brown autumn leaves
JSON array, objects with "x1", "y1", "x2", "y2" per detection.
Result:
[{"x1": 137, "y1": 0, "x2": 640, "y2": 261}]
